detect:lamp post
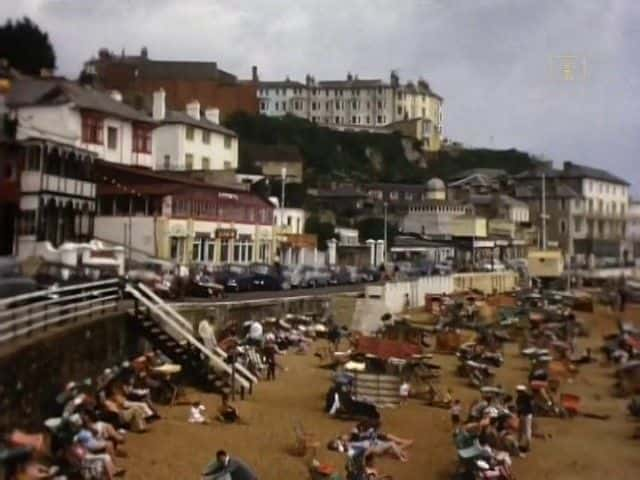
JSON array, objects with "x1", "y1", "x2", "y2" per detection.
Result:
[
  {"x1": 280, "y1": 167, "x2": 287, "y2": 227},
  {"x1": 383, "y1": 201, "x2": 388, "y2": 265}
]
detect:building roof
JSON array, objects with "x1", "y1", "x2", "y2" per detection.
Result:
[
  {"x1": 514, "y1": 182, "x2": 579, "y2": 199},
  {"x1": 516, "y1": 162, "x2": 629, "y2": 186},
  {"x1": 448, "y1": 168, "x2": 507, "y2": 181},
  {"x1": 89, "y1": 51, "x2": 237, "y2": 83},
  {"x1": 95, "y1": 160, "x2": 274, "y2": 207},
  {"x1": 561, "y1": 161, "x2": 629, "y2": 186},
  {"x1": 367, "y1": 183, "x2": 429, "y2": 193},
  {"x1": 259, "y1": 80, "x2": 306, "y2": 89},
  {"x1": 318, "y1": 79, "x2": 384, "y2": 88},
  {"x1": 309, "y1": 185, "x2": 367, "y2": 199},
  {"x1": 241, "y1": 143, "x2": 304, "y2": 166},
  {"x1": 7, "y1": 77, "x2": 153, "y2": 123},
  {"x1": 162, "y1": 110, "x2": 236, "y2": 136},
  {"x1": 469, "y1": 194, "x2": 528, "y2": 208},
  {"x1": 392, "y1": 235, "x2": 453, "y2": 248}
]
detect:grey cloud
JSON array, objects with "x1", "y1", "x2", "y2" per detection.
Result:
[{"x1": 1, "y1": 0, "x2": 639, "y2": 190}]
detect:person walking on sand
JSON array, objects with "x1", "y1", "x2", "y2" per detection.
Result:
[{"x1": 515, "y1": 385, "x2": 534, "y2": 452}]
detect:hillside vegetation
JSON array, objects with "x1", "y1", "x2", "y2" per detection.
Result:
[{"x1": 224, "y1": 112, "x2": 538, "y2": 185}]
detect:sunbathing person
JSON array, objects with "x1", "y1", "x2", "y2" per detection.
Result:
[
  {"x1": 328, "y1": 435, "x2": 409, "y2": 462},
  {"x1": 351, "y1": 419, "x2": 414, "y2": 450}
]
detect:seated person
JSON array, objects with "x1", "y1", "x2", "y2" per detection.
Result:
[
  {"x1": 101, "y1": 390, "x2": 148, "y2": 433},
  {"x1": 122, "y1": 375, "x2": 160, "y2": 420},
  {"x1": 189, "y1": 401, "x2": 209, "y2": 424},
  {"x1": 111, "y1": 385, "x2": 156, "y2": 420},
  {"x1": 217, "y1": 393, "x2": 239, "y2": 423}
]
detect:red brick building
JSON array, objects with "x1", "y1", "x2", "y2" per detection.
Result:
[{"x1": 82, "y1": 48, "x2": 259, "y2": 121}]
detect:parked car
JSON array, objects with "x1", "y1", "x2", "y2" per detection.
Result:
[
  {"x1": 189, "y1": 264, "x2": 224, "y2": 298},
  {"x1": 357, "y1": 266, "x2": 381, "y2": 282},
  {"x1": 127, "y1": 259, "x2": 176, "y2": 298},
  {"x1": 290, "y1": 265, "x2": 331, "y2": 288},
  {"x1": 250, "y1": 263, "x2": 290, "y2": 291},
  {"x1": 329, "y1": 266, "x2": 356, "y2": 285},
  {"x1": 0, "y1": 256, "x2": 40, "y2": 304},
  {"x1": 215, "y1": 264, "x2": 254, "y2": 292}
]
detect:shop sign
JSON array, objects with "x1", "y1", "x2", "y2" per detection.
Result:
[{"x1": 215, "y1": 228, "x2": 237, "y2": 240}]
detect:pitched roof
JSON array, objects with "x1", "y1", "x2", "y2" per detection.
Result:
[
  {"x1": 318, "y1": 79, "x2": 384, "y2": 88},
  {"x1": 95, "y1": 160, "x2": 274, "y2": 207},
  {"x1": 514, "y1": 182, "x2": 579, "y2": 199},
  {"x1": 162, "y1": 110, "x2": 236, "y2": 136},
  {"x1": 259, "y1": 80, "x2": 306, "y2": 88},
  {"x1": 7, "y1": 77, "x2": 153, "y2": 123},
  {"x1": 309, "y1": 186, "x2": 367, "y2": 198},
  {"x1": 561, "y1": 161, "x2": 629, "y2": 185},
  {"x1": 449, "y1": 168, "x2": 507, "y2": 181}
]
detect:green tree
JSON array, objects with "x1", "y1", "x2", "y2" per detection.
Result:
[
  {"x1": 0, "y1": 17, "x2": 56, "y2": 75},
  {"x1": 356, "y1": 217, "x2": 399, "y2": 243},
  {"x1": 304, "y1": 215, "x2": 335, "y2": 251}
]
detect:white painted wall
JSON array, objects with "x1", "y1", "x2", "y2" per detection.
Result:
[
  {"x1": 273, "y1": 207, "x2": 305, "y2": 234},
  {"x1": 15, "y1": 103, "x2": 153, "y2": 168},
  {"x1": 153, "y1": 123, "x2": 238, "y2": 171},
  {"x1": 627, "y1": 202, "x2": 640, "y2": 240},
  {"x1": 94, "y1": 216, "x2": 157, "y2": 257}
]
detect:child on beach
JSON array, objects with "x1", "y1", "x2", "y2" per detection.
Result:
[
  {"x1": 399, "y1": 381, "x2": 410, "y2": 403},
  {"x1": 188, "y1": 401, "x2": 208, "y2": 424},
  {"x1": 450, "y1": 399, "x2": 462, "y2": 428}
]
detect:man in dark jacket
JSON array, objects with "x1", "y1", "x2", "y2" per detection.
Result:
[
  {"x1": 202, "y1": 450, "x2": 258, "y2": 480},
  {"x1": 515, "y1": 385, "x2": 534, "y2": 451}
]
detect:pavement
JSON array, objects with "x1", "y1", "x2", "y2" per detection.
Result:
[{"x1": 180, "y1": 282, "x2": 367, "y2": 304}]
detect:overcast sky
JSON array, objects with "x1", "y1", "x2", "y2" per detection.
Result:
[{"x1": 2, "y1": 0, "x2": 639, "y2": 187}]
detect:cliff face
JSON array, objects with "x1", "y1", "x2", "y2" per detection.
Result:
[{"x1": 226, "y1": 113, "x2": 537, "y2": 186}]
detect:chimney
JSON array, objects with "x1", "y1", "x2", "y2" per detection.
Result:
[
  {"x1": 252, "y1": 65, "x2": 258, "y2": 82},
  {"x1": 204, "y1": 107, "x2": 220, "y2": 125},
  {"x1": 305, "y1": 74, "x2": 311, "y2": 86},
  {"x1": 109, "y1": 90, "x2": 123, "y2": 102},
  {"x1": 186, "y1": 100, "x2": 200, "y2": 120},
  {"x1": 390, "y1": 70, "x2": 399, "y2": 87},
  {"x1": 347, "y1": 72, "x2": 353, "y2": 81},
  {"x1": 152, "y1": 89, "x2": 166, "y2": 120},
  {"x1": 141, "y1": 46, "x2": 148, "y2": 59}
]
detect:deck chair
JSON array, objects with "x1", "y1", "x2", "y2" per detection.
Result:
[{"x1": 293, "y1": 421, "x2": 319, "y2": 457}]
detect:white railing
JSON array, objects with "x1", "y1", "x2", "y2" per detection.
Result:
[
  {"x1": 0, "y1": 278, "x2": 122, "y2": 344},
  {"x1": 126, "y1": 284, "x2": 254, "y2": 391},
  {"x1": 135, "y1": 283, "x2": 258, "y2": 386}
]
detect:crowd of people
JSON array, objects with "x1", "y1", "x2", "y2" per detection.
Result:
[{"x1": 0, "y1": 351, "x2": 175, "y2": 479}]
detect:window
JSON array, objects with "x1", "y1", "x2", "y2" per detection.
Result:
[
  {"x1": 19, "y1": 210, "x2": 36, "y2": 235},
  {"x1": 397, "y1": 106, "x2": 402, "y2": 115},
  {"x1": 224, "y1": 161, "x2": 232, "y2": 170},
  {"x1": 25, "y1": 147, "x2": 41, "y2": 171},
  {"x1": 170, "y1": 237, "x2": 185, "y2": 262},
  {"x1": 389, "y1": 191, "x2": 399, "y2": 201},
  {"x1": 275, "y1": 102, "x2": 279, "y2": 111},
  {"x1": 186, "y1": 126, "x2": 195, "y2": 140},
  {"x1": 287, "y1": 216, "x2": 292, "y2": 226},
  {"x1": 202, "y1": 131, "x2": 210, "y2": 144},
  {"x1": 366, "y1": 116, "x2": 370, "y2": 124},
  {"x1": 335, "y1": 116, "x2": 340, "y2": 124},
  {"x1": 192, "y1": 240, "x2": 201, "y2": 262},
  {"x1": 132, "y1": 125, "x2": 152, "y2": 153},
  {"x1": 560, "y1": 220, "x2": 567, "y2": 234},
  {"x1": 260, "y1": 101, "x2": 266, "y2": 111},
  {"x1": 81, "y1": 115, "x2": 103, "y2": 144},
  {"x1": 351, "y1": 116, "x2": 356, "y2": 124},
  {"x1": 163, "y1": 155, "x2": 170, "y2": 169},
  {"x1": 311, "y1": 102, "x2": 317, "y2": 111},
  {"x1": 202, "y1": 157, "x2": 210, "y2": 170},
  {"x1": 377, "y1": 115, "x2": 382, "y2": 124},
  {"x1": 185, "y1": 153, "x2": 194, "y2": 170},
  {"x1": 224, "y1": 135, "x2": 232, "y2": 149},
  {"x1": 107, "y1": 127, "x2": 118, "y2": 150}
]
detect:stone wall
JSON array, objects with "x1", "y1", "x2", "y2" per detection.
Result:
[{"x1": 0, "y1": 313, "x2": 139, "y2": 430}]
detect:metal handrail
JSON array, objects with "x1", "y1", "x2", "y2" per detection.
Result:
[
  {"x1": 0, "y1": 297, "x2": 119, "y2": 343},
  {"x1": 0, "y1": 286, "x2": 120, "y2": 320},
  {"x1": 0, "y1": 289, "x2": 120, "y2": 332},
  {"x1": 135, "y1": 283, "x2": 258, "y2": 385},
  {"x1": 0, "y1": 278, "x2": 120, "y2": 308},
  {"x1": 126, "y1": 284, "x2": 252, "y2": 391}
]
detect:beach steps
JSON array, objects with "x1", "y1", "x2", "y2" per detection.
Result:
[{"x1": 352, "y1": 372, "x2": 401, "y2": 407}]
